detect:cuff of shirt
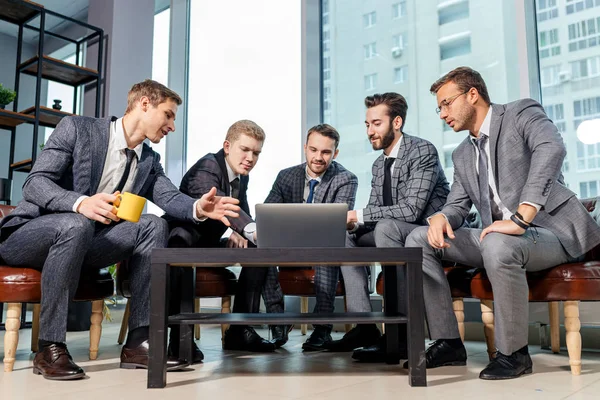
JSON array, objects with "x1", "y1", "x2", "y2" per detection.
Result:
[
  {"x1": 73, "y1": 195, "x2": 89, "y2": 213},
  {"x1": 520, "y1": 201, "x2": 542, "y2": 212},
  {"x1": 356, "y1": 209, "x2": 364, "y2": 224},
  {"x1": 243, "y1": 222, "x2": 256, "y2": 244},
  {"x1": 193, "y1": 199, "x2": 208, "y2": 222}
]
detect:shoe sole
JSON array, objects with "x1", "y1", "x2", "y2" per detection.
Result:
[
  {"x1": 33, "y1": 367, "x2": 86, "y2": 380},
  {"x1": 301, "y1": 344, "x2": 327, "y2": 352},
  {"x1": 479, "y1": 367, "x2": 533, "y2": 380},
  {"x1": 119, "y1": 362, "x2": 190, "y2": 371}
]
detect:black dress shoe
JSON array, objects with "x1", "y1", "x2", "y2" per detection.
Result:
[
  {"x1": 271, "y1": 325, "x2": 293, "y2": 348},
  {"x1": 223, "y1": 326, "x2": 277, "y2": 352},
  {"x1": 479, "y1": 346, "x2": 532, "y2": 380},
  {"x1": 324, "y1": 324, "x2": 381, "y2": 352},
  {"x1": 120, "y1": 340, "x2": 190, "y2": 371},
  {"x1": 403, "y1": 339, "x2": 467, "y2": 369},
  {"x1": 168, "y1": 340, "x2": 205, "y2": 364},
  {"x1": 33, "y1": 343, "x2": 86, "y2": 380},
  {"x1": 302, "y1": 327, "x2": 332, "y2": 352},
  {"x1": 352, "y1": 334, "x2": 408, "y2": 363}
]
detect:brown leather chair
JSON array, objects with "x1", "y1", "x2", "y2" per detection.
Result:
[
  {"x1": 0, "y1": 205, "x2": 114, "y2": 372},
  {"x1": 117, "y1": 264, "x2": 237, "y2": 345},
  {"x1": 466, "y1": 197, "x2": 600, "y2": 375},
  {"x1": 278, "y1": 267, "x2": 350, "y2": 335}
]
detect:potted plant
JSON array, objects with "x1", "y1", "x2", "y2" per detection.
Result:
[{"x1": 0, "y1": 83, "x2": 17, "y2": 109}]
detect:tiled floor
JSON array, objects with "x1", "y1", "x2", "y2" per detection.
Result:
[{"x1": 1, "y1": 312, "x2": 600, "y2": 400}]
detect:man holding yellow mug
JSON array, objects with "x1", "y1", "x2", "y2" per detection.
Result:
[{"x1": 0, "y1": 80, "x2": 240, "y2": 380}]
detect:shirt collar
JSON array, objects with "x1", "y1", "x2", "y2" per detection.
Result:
[
  {"x1": 115, "y1": 117, "x2": 143, "y2": 159},
  {"x1": 386, "y1": 134, "x2": 403, "y2": 159},
  {"x1": 305, "y1": 165, "x2": 323, "y2": 183},
  {"x1": 471, "y1": 107, "x2": 493, "y2": 145},
  {"x1": 225, "y1": 157, "x2": 240, "y2": 183}
]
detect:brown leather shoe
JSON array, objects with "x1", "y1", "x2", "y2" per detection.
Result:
[
  {"x1": 120, "y1": 340, "x2": 189, "y2": 371},
  {"x1": 33, "y1": 343, "x2": 86, "y2": 380}
]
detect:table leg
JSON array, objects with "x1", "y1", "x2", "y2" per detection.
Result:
[
  {"x1": 383, "y1": 264, "x2": 403, "y2": 365},
  {"x1": 179, "y1": 267, "x2": 195, "y2": 363},
  {"x1": 406, "y1": 261, "x2": 426, "y2": 387},
  {"x1": 148, "y1": 262, "x2": 170, "y2": 389}
]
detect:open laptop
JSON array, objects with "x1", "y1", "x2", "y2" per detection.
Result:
[{"x1": 255, "y1": 203, "x2": 348, "y2": 248}]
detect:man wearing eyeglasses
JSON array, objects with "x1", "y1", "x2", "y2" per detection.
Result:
[{"x1": 406, "y1": 66, "x2": 600, "y2": 379}]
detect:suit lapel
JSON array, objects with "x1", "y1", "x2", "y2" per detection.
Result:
[
  {"x1": 391, "y1": 134, "x2": 411, "y2": 204},
  {"x1": 374, "y1": 154, "x2": 385, "y2": 205},
  {"x1": 215, "y1": 149, "x2": 231, "y2": 195},
  {"x1": 489, "y1": 104, "x2": 505, "y2": 185},
  {"x1": 291, "y1": 165, "x2": 306, "y2": 203},
  {"x1": 89, "y1": 117, "x2": 112, "y2": 194}
]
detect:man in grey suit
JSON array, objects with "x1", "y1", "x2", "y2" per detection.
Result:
[
  {"x1": 0, "y1": 80, "x2": 240, "y2": 380},
  {"x1": 326, "y1": 93, "x2": 450, "y2": 355},
  {"x1": 406, "y1": 67, "x2": 600, "y2": 379},
  {"x1": 260, "y1": 124, "x2": 358, "y2": 350}
]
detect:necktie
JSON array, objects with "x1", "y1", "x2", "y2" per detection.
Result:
[
  {"x1": 306, "y1": 179, "x2": 319, "y2": 203},
  {"x1": 113, "y1": 149, "x2": 136, "y2": 193},
  {"x1": 230, "y1": 177, "x2": 240, "y2": 199},
  {"x1": 383, "y1": 157, "x2": 396, "y2": 206},
  {"x1": 476, "y1": 135, "x2": 493, "y2": 227}
]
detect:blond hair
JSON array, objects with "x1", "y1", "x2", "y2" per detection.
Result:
[
  {"x1": 225, "y1": 120, "x2": 266, "y2": 143},
  {"x1": 125, "y1": 79, "x2": 182, "y2": 114}
]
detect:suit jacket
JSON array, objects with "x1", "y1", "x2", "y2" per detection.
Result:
[
  {"x1": 441, "y1": 99, "x2": 600, "y2": 258},
  {"x1": 265, "y1": 161, "x2": 358, "y2": 209},
  {"x1": 362, "y1": 133, "x2": 450, "y2": 225},
  {"x1": 0, "y1": 116, "x2": 196, "y2": 242},
  {"x1": 166, "y1": 149, "x2": 253, "y2": 243}
]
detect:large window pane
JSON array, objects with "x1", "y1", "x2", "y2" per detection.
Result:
[
  {"x1": 187, "y1": 1, "x2": 302, "y2": 212},
  {"x1": 537, "y1": 0, "x2": 600, "y2": 194},
  {"x1": 322, "y1": 0, "x2": 521, "y2": 207}
]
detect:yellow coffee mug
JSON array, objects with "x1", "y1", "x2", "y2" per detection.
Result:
[{"x1": 114, "y1": 192, "x2": 146, "y2": 223}]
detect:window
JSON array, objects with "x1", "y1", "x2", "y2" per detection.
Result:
[
  {"x1": 322, "y1": 0, "x2": 330, "y2": 25},
  {"x1": 571, "y1": 55, "x2": 600, "y2": 79},
  {"x1": 577, "y1": 142, "x2": 600, "y2": 171},
  {"x1": 573, "y1": 96, "x2": 600, "y2": 129},
  {"x1": 580, "y1": 180, "x2": 599, "y2": 197},
  {"x1": 545, "y1": 103, "x2": 566, "y2": 132},
  {"x1": 440, "y1": 35, "x2": 471, "y2": 60},
  {"x1": 363, "y1": 11, "x2": 376, "y2": 28},
  {"x1": 568, "y1": 17, "x2": 600, "y2": 52},
  {"x1": 541, "y1": 65, "x2": 561, "y2": 87},
  {"x1": 323, "y1": 29, "x2": 330, "y2": 52},
  {"x1": 393, "y1": 33, "x2": 405, "y2": 50},
  {"x1": 323, "y1": 56, "x2": 331, "y2": 80},
  {"x1": 323, "y1": 86, "x2": 331, "y2": 111},
  {"x1": 392, "y1": 1, "x2": 406, "y2": 19},
  {"x1": 364, "y1": 73, "x2": 377, "y2": 91},
  {"x1": 394, "y1": 65, "x2": 407, "y2": 83},
  {"x1": 364, "y1": 42, "x2": 377, "y2": 60},
  {"x1": 566, "y1": 0, "x2": 600, "y2": 15},
  {"x1": 539, "y1": 29, "x2": 561, "y2": 59},
  {"x1": 438, "y1": 1, "x2": 469, "y2": 25},
  {"x1": 537, "y1": 0, "x2": 559, "y2": 22}
]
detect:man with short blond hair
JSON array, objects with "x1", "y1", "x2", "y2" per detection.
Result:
[{"x1": 0, "y1": 79, "x2": 240, "y2": 380}]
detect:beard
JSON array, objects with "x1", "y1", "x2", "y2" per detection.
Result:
[{"x1": 372, "y1": 124, "x2": 396, "y2": 151}]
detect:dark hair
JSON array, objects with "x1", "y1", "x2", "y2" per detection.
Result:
[
  {"x1": 306, "y1": 124, "x2": 340, "y2": 149},
  {"x1": 430, "y1": 66, "x2": 491, "y2": 104},
  {"x1": 364, "y1": 92, "x2": 408, "y2": 130},
  {"x1": 125, "y1": 79, "x2": 182, "y2": 113}
]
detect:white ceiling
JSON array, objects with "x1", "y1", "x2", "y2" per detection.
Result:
[{"x1": 0, "y1": 0, "x2": 89, "y2": 45}]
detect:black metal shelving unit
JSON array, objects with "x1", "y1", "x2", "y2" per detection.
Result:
[{"x1": 0, "y1": 0, "x2": 104, "y2": 193}]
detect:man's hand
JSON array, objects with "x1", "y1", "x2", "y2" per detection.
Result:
[
  {"x1": 427, "y1": 214, "x2": 455, "y2": 249},
  {"x1": 480, "y1": 220, "x2": 526, "y2": 241},
  {"x1": 77, "y1": 192, "x2": 120, "y2": 224},
  {"x1": 346, "y1": 210, "x2": 358, "y2": 230},
  {"x1": 226, "y1": 231, "x2": 248, "y2": 248},
  {"x1": 196, "y1": 187, "x2": 240, "y2": 226}
]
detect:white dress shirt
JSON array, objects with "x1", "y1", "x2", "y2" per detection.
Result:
[
  {"x1": 225, "y1": 159, "x2": 256, "y2": 243},
  {"x1": 303, "y1": 165, "x2": 324, "y2": 202}
]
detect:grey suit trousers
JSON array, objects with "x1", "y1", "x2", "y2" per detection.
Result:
[
  {"x1": 406, "y1": 226, "x2": 574, "y2": 355},
  {"x1": 0, "y1": 213, "x2": 168, "y2": 343},
  {"x1": 343, "y1": 220, "x2": 420, "y2": 313}
]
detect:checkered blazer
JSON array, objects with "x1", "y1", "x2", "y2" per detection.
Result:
[
  {"x1": 264, "y1": 161, "x2": 358, "y2": 209},
  {"x1": 362, "y1": 133, "x2": 450, "y2": 224}
]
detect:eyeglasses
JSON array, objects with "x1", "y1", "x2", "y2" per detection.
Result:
[{"x1": 435, "y1": 90, "x2": 469, "y2": 115}]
